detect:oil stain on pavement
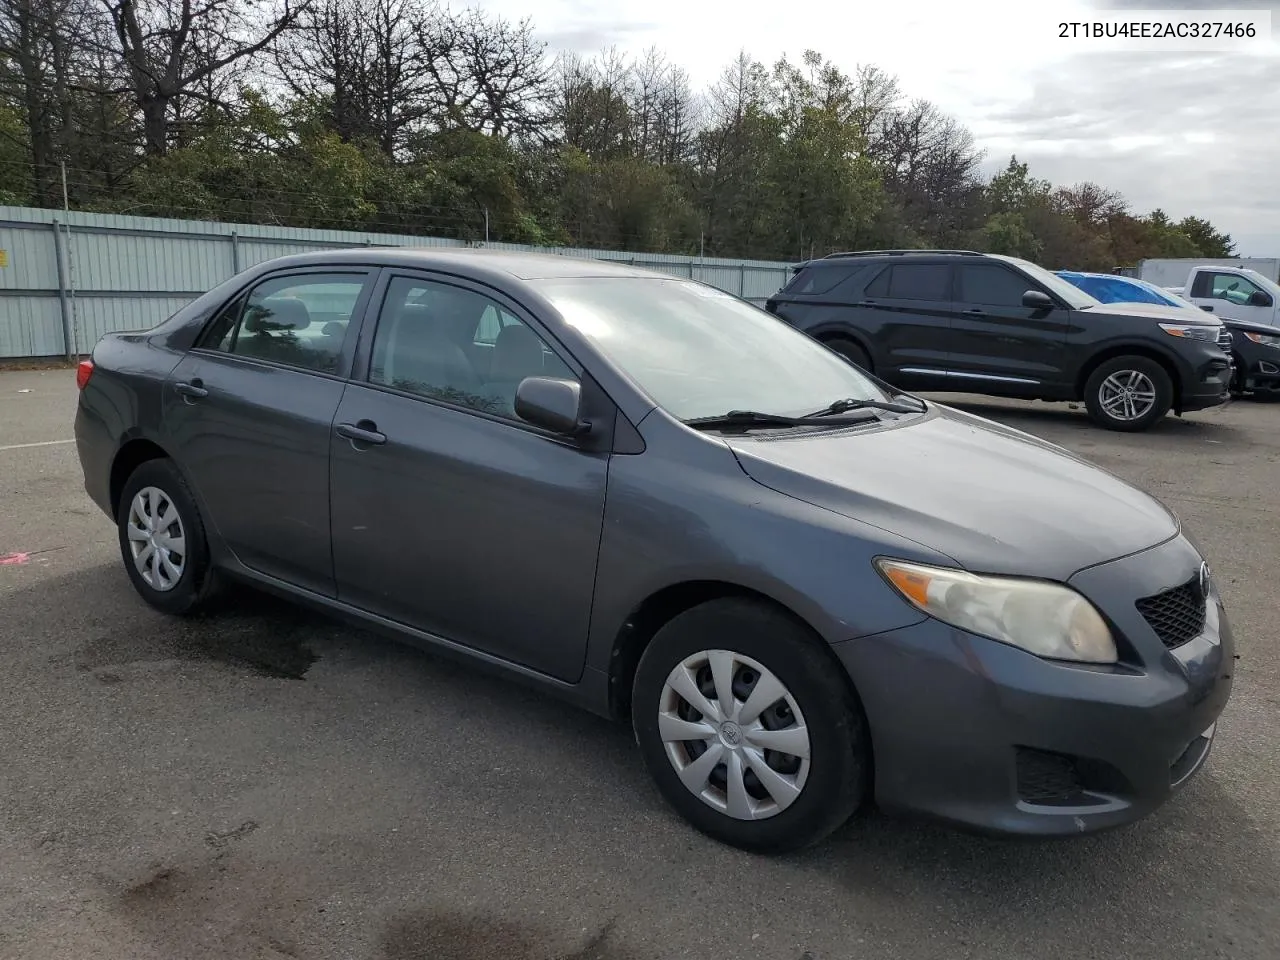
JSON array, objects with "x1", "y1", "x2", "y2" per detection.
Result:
[{"x1": 68, "y1": 587, "x2": 323, "y2": 681}]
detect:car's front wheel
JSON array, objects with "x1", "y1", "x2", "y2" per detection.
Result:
[
  {"x1": 632, "y1": 598, "x2": 869, "y2": 853},
  {"x1": 825, "y1": 336, "x2": 872, "y2": 372},
  {"x1": 1083, "y1": 355, "x2": 1173, "y2": 432},
  {"x1": 117, "y1": 458, "x2": 217, "y2": 615}
]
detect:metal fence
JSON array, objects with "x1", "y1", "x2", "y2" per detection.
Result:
[{"x1": 0, "y1": 205, "x2": 797, "y2": 360}]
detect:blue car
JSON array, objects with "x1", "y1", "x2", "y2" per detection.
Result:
[{"x1": 1058, "y1": 271, "x2": 1280, "y2": 398}]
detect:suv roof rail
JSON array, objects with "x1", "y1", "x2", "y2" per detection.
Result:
[{"x1": 821, "y1": 249, "x2": 985, "y2": 259}]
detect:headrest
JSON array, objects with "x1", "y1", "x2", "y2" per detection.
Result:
[
  {"x1": 490, "y1": 324, "x2": 545, "y2": 381},
  {"x1": 245, "y1": 297, "x2": 312, "y2": 333}
]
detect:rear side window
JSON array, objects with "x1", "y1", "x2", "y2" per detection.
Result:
[
  {"x1": 197, "y1": 272, "x2": 368, "y2": 374},
  {"x1": 784, "y1": 264, "x2": 854, "y2": 296},
  {"x1": 867, "y1": 263, "x2": 951, "y2": 301},
  {"x1": 957, "y1": 265, "x2": 1034, "y2": 306}
]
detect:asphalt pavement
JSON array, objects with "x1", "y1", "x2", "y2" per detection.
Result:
[{"x1": 1, "y1": 368, "x2": 1277, "y2": 960}]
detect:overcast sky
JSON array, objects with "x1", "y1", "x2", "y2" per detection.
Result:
[{"x1": 472, "y1": 0, "x2": 1280, "y2": 257}]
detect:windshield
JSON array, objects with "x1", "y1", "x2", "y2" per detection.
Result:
[
  {"x1": 1128, "y1": 278, "x2": 1187, "y2": 307},
  {"x1": 530, "y1": 277, "x2": 899, "y2": 421},
  {"x1": 995, "y1": 256, "x2": 1100, "y2": 309},
  {"x1": 1060, "y1": 272, "x2": 1184, "y2": 308},
  {"x1": 1241, "y1": 269, "x2": 1280, "y2": 298}
]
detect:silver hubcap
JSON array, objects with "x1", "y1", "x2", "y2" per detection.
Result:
[
  {"x1": 1100, "y1": 370, "x2": 1157, "y2": 421},
  {"x1": 126, "y1": 486, "x2": 186, "y2": 592},
  {"x1": 658, "y1": 650, "x2": 811, "y2": 821}
]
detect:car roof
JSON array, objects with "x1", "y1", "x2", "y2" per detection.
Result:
[{"x1": 247, "y1": 247, "x2": 670, "y2": 283}]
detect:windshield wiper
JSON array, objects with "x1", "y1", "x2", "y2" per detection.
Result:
[
  {"x1": 804, "y1": 395, "x2": 926, "y2": 417},
  {"x1": 683, "y1": 409, "x2": 879, "y2": 431}
]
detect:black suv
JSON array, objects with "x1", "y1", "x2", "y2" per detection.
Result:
[{"x1": 765, "y1": 250, "x2": 1233, "y2": 431}]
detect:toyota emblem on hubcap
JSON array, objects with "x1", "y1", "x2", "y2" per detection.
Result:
[{"x1": 719, "y1": 721, "x2": 743, "y2": 748}]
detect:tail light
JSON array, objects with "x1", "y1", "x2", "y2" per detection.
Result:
[{"x1": 75, "y1": 358, "x2": 94, "y2": 390}]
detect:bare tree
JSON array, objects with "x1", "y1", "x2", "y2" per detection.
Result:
[
  {"x1": 421, "y1": 8, "x2": 550, "y2": 139},
  {"x1": 273, "y1": 0, "x2": 444, "y2": 155},
  {"x1": 550, "y1": 46, "x2": 632, "y2": 159},
  {"x1": 95, "y1": 0, "x2": 309, "y2": 155},
  {"x1": 1, "y1": 0, "x2": 81, "y2": 201}
]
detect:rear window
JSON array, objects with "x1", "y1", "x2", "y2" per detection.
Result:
[
  {"x1": 866, "y1": 263, "x2": 951, "y2": 301},
  {"x1": 783, "y1": 264, "x2": 855, "y2": 296}
]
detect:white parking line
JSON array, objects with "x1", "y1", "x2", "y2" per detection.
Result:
[{"x1": 0, "y1": 439, "x2": 75, "y2": 453}]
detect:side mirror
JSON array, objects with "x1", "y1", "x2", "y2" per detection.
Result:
[
  {"x1": 514, "y1": 376, "x2": 588, "y2": 436},
  {"x1": 1022, "y1": 290, "x2": 1055, "y2": 310},
  {"x1": 1248, "y1": 291, "x2": 1273, "y2": 308}
]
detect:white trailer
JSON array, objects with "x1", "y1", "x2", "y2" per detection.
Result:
[{"x1": 1131, "y1": 258, "x2": 1280, "y2": 288}]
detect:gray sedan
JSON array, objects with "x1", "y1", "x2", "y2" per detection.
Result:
[{"x1": 73, "y1": 249, "x2": 1234, "y2": 852}]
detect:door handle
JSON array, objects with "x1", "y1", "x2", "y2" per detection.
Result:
[
  {"x1": 857, "y1": 299, "x2": 880, "y2": 307},
  {"x1": 962, "y1": 308, "x2": 986, "y2": 316},
  {"x1": 174, "y1": 380, "x2": 208, "y2": 399},
  {"x1": 336, "y1": 421, "x2": 387, "y2": 446}
]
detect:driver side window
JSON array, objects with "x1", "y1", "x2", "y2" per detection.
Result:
[
  {"x1": 1208, "y1": 273, "x2": 1262, "y2": 306},
  {"x1": 367, "y1": 276, "x2": 576, "y2": 419}
]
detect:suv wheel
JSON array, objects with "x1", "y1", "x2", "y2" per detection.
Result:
[
  {"x1": 1083, "y1": 356, "x2": 1173, "y2": 432},
  {"x1": 825, "y1": 337, "x2": 871, "y2": 372},
  {"x1": 117, "y1": 458, "x2": 218, "y2": 615},
  {"x1": 631, "y1": 598, "x2": 869, "y2": 854}
]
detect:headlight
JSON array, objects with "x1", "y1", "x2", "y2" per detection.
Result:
[
  {"x1": 1243, "y1": 331, "x2": 1280, "y2": 348},
  {"x1": 1158, "y1": 323, "x2": 1220, "y2": 342},
  {"x1": 876, "y1": 558, "x2": 1117, "y2": 664}
]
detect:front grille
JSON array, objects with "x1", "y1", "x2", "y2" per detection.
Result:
[
  {"x1": 1135, "y1": 576, "x2": 1206, "y2": 649},
  {"x1": 1218, "y1": 329, "x2": 1234, "y2": 349}
]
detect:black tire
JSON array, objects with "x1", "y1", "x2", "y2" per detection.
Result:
[
  {"x1": 1228, "y1": 357, "x2": 1247, "y2": 399},
  {"x1": 632, "y1": 598, "x2": 869, "y2": 854},
  {"x1": 825, "y1": 337, "x2": 872, "y2": 372},
  {"x1": 117, "y1": 458, "x2": 217, "y2": 615},
  {"x1": 1082, "y1": 355, "x2": 1173, "y2": 432}
]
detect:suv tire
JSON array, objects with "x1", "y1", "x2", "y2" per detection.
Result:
[
  {"x1": 631, "y1": 598, "x2": 869, "y2": 854},
  {"x1": 1083, "y1": 355, "x2": 1174, "y2": 432},
  {"x1": 825, "y1": 337, "x2": 872, "y2": 372}
]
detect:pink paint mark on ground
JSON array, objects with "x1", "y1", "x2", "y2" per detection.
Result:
[{"x1": 0, "y1": 552, "x2": 30, "y2": 565}]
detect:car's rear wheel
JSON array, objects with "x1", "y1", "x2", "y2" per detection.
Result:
[
  {"x1": 1083, "y1": 356, "x2": 1173, "y2": 432},
  {"x1": 117, "y1": 458, "x2": 216, "y2": 615},
  {"x1": 631, "y1": 598, "x2": 869, "y2": 854},
  {"x1": 825, "y1": 337, "x2": 872, "y2": 372}
]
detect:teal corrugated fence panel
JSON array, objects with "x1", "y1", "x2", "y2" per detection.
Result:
[{"x1": 0, "y1": 205, "x2": 797, "y2": 359}]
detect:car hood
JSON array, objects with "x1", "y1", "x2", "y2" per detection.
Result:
[
  {"x1": 724, "y1": 405, "x2": 1179, "y2": 582},
  {"x1": 1079, "y1": 301, "x2": 1223, "y2": 325}
]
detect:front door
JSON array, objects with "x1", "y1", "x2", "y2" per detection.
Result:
[
  {"x1": 1191, "y1": 270, "x2": 1277, "y2": 326},
  {"x1": 329, "y1": 272, "x2": 609, "y2": 683},
  {"x1": 161, "y1": 268, "x2": 374, "y2": 595},
  {"x1": 946, "y1": 262, "x2": 1073, "y2": 392}
]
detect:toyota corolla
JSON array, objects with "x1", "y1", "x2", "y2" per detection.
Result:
[{"x1": 74, "y1": 249, "x2": 1234, "y2": 852}]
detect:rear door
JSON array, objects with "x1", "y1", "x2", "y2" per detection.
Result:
[
  {"x1": 947, "y1": 263, "x2": 1073, "y2": 391},
  {"x1": 857, "y1": 261, "x2": 954, "y2": 386},
  {"x1": 162, "y1": 268, "x2": 375, "y2": 596}
]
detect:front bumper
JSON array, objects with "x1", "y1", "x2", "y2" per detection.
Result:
[
  {"x1": 1235, "y1": 349, "x2": 1280, "y2": 395},
  {"x1": 1179, "y1": 355, "x2": 1232, "y2": 411},
  {"x1": 835, "y1": 534, "x2": 1234, "y2": 836}
]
